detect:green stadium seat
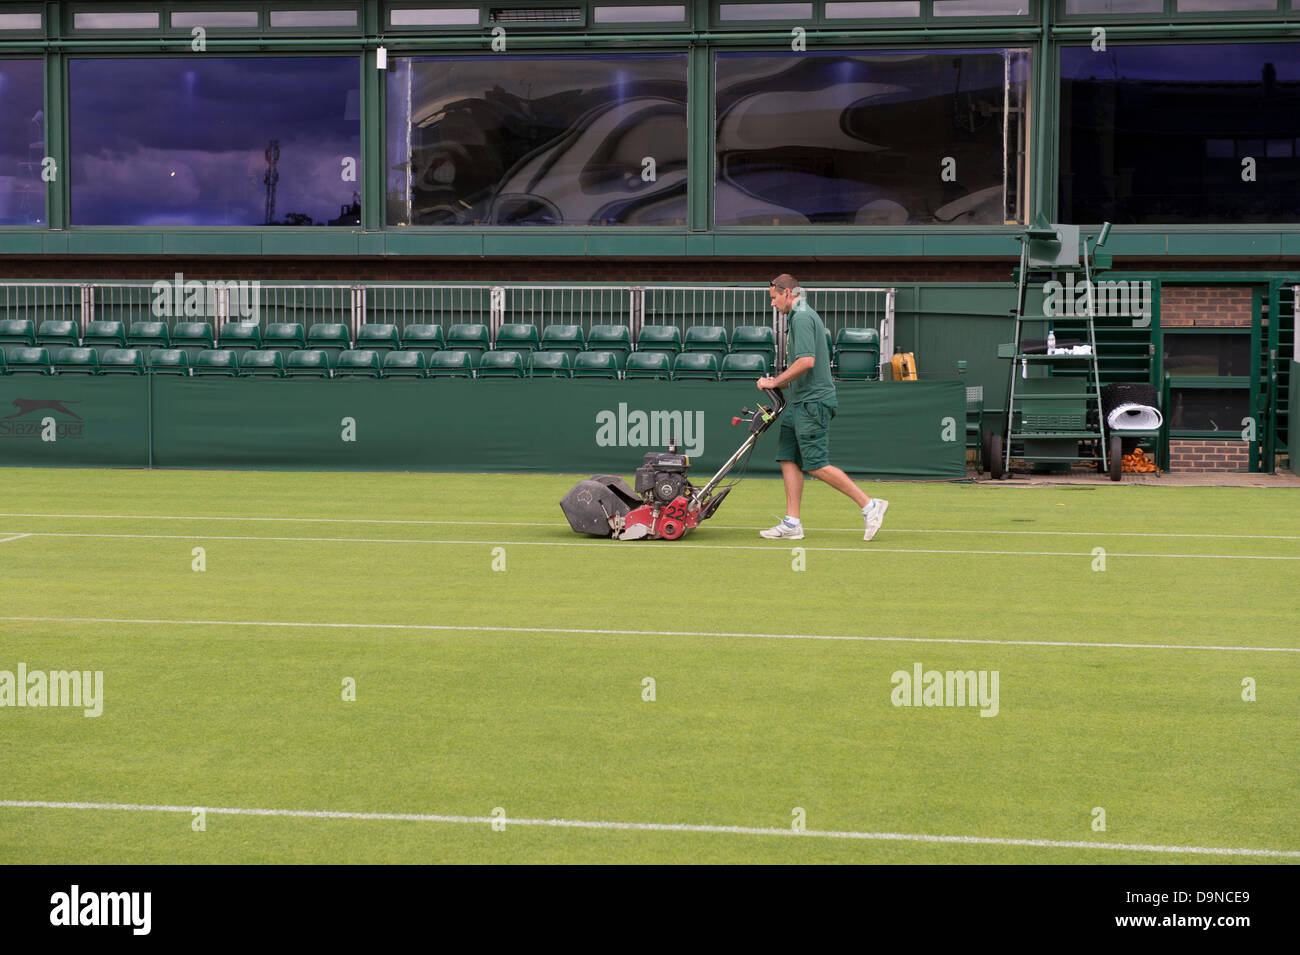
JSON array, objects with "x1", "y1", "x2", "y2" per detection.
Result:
[
  {"x1": 149, "y1": 348, "x2": 192, "y2": 375},
  {"x1": 307, "y1": 323, "x2": 352, "y2": 365},
  {"x1": 218, "y1": 321, "x2": 262, "y2": 352},
  {"x1": 37, "y1": 320, "x2": 80, "y2": 348},
  {"x1": 239, "y1": 350, "x2": 285, "y2": 378},
  {"x1": 730, "y1": 326, "x2": 777, "y2": 364},
  {"x1": 284, "y1": 350, "x2": 332, "y2": 378},
  {"x1": 400, "y1": 324, "x2": 445, "y2": 361},
  {"x1": 355, "y1": 323, "x2": 400, "y2": 356},
  {"x1": 587, "y1": 324, "x2": 632, "y2": 362},
  {"x1": 381, "y1": 350, "x2": 427, "y2": 378},
  {"x1": 573, "y1": 350, "x2": 620, "y2": 379},
  {"x1": 193, "y1": 349, "x2": 239, "y2": 376},
  {"x1": 720, "y1": 353, "x2": 771, "y2": 380},
  {"x1": 334, "y1": 349, "x2": 384, "y2": 378},
  {"x1": 636, "y1": 324, "x2": 682, "y2": 358},
  {"x1": 263, "y1": 322, "x2": 306, "y2": 356},
  {"x1": 128, "y1": 321, "x2": 171, "y2": 351},
  {"x1": 428, "y1": 349, "x2": 475, "y2": 378},
  {"x1": 83, "y1": 320, "x2": 126, "y2": 349},
  {"x1": 447, "y1": 323, "x2": 490, "y2": 358},
  {"x1": 0, "y1": 319, "x2": 37, "y2": 358},
  {"x1": 171, "y1": 322, "x2": 215, "y2": 352},
  {"x1": 99, "y1": 348, "x2": 146, "y2": 375},
  {"x1": 477, "y1": 350, "x2": 528, "y2": 378},
  {"x1": 539, "y1": 323, "x2": 585, "y2": 360},
  {"x1": 833, "y1": 327, "x2": 880, "y2": 382},
  {"x1": 684, "y1": 325, "x2": 730, "y2": 361},
  {"x1": 6, "y1": 346, "x2": 51, "y2": 375},
  {"x1": 623, "y1": 352, "x2": 672, "y2": 380},
  {"x1": 495, "y1": 323, "x2": 540, "y2": 353},
  {"x1": 966, "y1": 385, "x2": 985, "y2": 470},
  {"x1": 528, "y1": 351, "x2": 572, "y2": 378},
  {"x1": 54, "y1": 346, "x2": 99, "y2": 375},
  {"x1": 672, "y1": 353, "x2": 720, "y2": 381}
]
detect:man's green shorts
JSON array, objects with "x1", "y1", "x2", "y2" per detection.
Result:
[{"x1": 776, "y1": 399, "x2": 837, "y2": 471}]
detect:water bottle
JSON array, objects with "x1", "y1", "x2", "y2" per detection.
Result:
[{"x1": 1047, "y1": 330, "x2": 1056, "y2": 354}]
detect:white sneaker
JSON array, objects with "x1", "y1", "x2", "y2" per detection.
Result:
[
  {"x1": 863, "y1": 499, "x2": 889, "y2": 541},
  {"x1": 760, "y1": 520, "x2": 804, "y2": 540}
]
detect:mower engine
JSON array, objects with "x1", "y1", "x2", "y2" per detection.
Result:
[{"x1": 560, "y1": 389, "x2": 786, "y2": 541}]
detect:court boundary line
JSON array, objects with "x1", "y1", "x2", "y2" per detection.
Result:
[
  {"x1": 0, "y1": 799, "x2": 1294, "y2": 858},
  {"x1": 2, "y1": 512, "x2": 1298, "y2": 541},
  {"x1": 3, "y1": 530, "x2": 1297, "y2": 561},
  {"x1": 2, "y1": 614, "x2": 1295, "y2": 653},
  {"x1": 0, "y1": 534, "x2": 31, "y2": 544}
]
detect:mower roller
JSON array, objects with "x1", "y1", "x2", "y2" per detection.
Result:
[{"x1": 561, "y1": 388, "x2": 786, "y2": 540}]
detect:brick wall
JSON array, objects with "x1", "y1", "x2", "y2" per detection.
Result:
[
  {"x1": 1160, "y1": 287, "x2": 1253, "y2": 327},
  {"x1": 1169, "y1": 439, "x2": 1251, "y2": 471}
]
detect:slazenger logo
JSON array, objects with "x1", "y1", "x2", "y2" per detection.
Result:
[
  {"x1": 595, "y1": 402, "x2": 704, "y2": 456},
  {"x1": 0, "y1": 399, "x2": 85, "y2": 440}
]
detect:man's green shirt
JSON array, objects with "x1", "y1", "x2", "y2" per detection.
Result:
[{"x1": 786, "y1": 297, "x2": 836, "y2": 406}]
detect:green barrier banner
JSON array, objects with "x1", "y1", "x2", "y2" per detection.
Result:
[
  {"x1": 0, "y1": 376, "x2": 963, "y2": 477},
  {"x1": 150, "y1": 377, "x2": 964, "y2": 477},
  {"x1": 0, "y1": 376, "x2": 150, "y2": 467}
]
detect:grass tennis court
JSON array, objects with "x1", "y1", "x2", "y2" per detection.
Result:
[{"x1": 1, "y1": 468, "x2": 1297, "y2": 864}]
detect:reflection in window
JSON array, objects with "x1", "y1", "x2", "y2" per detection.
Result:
[
  {"x1": 69, "y1": 58, "x2": 361, "y2": 226},
  {"x1": 1064, "y1": 0, "x2": 1161, "y2": 11},
  {"x1": 387, "y1": 55, "x2": 687, "y2": 226},
  {"x1": 715, "y1": 50, "x2": 1029, "y2": 226},
  {"x1": 1168, "y1": 389, "x2": 1250, "y2": 432},
  {"x1": 1060, "y1": 44, "x2": 1300, "y2": 223},
  {"x1": 0, "y1": 59, "x2": 45, "y2": 225}
]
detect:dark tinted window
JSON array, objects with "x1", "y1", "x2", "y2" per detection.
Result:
[
  {"x1": 1060, "y1": 44, "x2": 1300, "y2": 223},
  {"x1": 0, "y1": 59, "x2": 45, "y2": 225},
  {"x1": 715, "y1": 50, "x2": 1029, "y2": 226},
  {"x1": 387, "y1": 54, "x2": 688, "y2": 226},
  {"x1": 1168, "y1": 388, "x2": 1250, "y2": 432},
  {"x1": 1163, "y1": 332, "x2": 1252, "y2": 377},
  {"x1": 69, "y1": 57, "x2": 361, "y2": 226}
]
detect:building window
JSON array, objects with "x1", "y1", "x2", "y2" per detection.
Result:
[
  {"x1": 0, "y1": 59, "x2": 45, "y2": 226},
  {"x1": 69, "y1": 57, "x2": 361, "y2": 226},
  {"x1": 387, "y1": 54, "x2": 688, "y2": 226},
  {"x1": 1060, "y1": 43, "x2": 1300, "y2": 223},
  {"x1": 714, "y1": 49, "x2": 1029, "y2": 226}
]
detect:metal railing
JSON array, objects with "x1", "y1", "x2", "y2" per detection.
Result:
[{"x1": 0, "y1": 280, "x2": 895, "y2": 370}]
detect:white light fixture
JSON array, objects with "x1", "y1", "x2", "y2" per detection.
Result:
[{"x1": 376, "y1": 46, "x2": 388, "y2": 70}]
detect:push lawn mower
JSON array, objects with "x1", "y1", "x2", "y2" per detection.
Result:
[{"x1": 561, "y1": 388, "x2": 786, "y2": 540}]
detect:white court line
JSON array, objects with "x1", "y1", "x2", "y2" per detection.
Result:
[
  {"x1": 2, "y1": 614, "x2": 1295, "y2": 654},
  {"x1": 3, "y1": 512, "x2": 1298, "y2": 541},
  {"x1": 0, "y1": 534, "x2": 31, "y2": 544},
  {"x1": 0, "y1": 799, "x2": 1294, "y2": 858},
  {"x1": 5, "y1": 530, "x2": 1298, "y2": 561}
]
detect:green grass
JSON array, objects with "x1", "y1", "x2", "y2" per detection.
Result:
[{"x1": 0, "y1": 468, "x2": 1297, "y2": 864}]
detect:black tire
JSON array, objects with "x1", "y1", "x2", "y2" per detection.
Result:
[
  {"x1": 1109, "y1": 434, "x2": 1123, "y2": 482},
  {"x1": 981, "y1": 429, "x2": 993, "y2": 475},
  {"x1": 989, "y1": 433, "x2": 1005, "y2": 480}
]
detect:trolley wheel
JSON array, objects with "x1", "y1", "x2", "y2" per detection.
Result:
[
  {"x1": 1109, "y1": 434, "x2": 1123, "y2": 482},
  {"x1": 981, "y1": 429, "x2": 993, "y2": 475},
  {"x1": 989, "y1": 433, "x2": 1005, "y2": 480}
]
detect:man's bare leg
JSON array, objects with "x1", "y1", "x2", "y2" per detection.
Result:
[
  {"x1": 781, "y1": 459, "x2": 804, "y2": 518},
  {"x1": 807, "y1": 464, "x2": 870, "y2": 509}
]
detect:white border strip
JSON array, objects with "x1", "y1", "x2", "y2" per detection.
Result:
[
  {"x1": 1, "y1": 799, "x2": 1294, "y2": 858},
  {"x1": 1, "y1": 614, "x2": 1294, "y2": 654},
  {"x1": 3, "y1": 531, "x2": 1297, "y2": 561},
  {"x1": 0, "y1": 534, "x2": 31, "y2": 544},
  {"x1": 3, "y1": 512, "x2": 1298, "y2": 541}
]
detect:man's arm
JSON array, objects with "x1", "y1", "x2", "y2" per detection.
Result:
[{"x1": 757, "y1": 355, "x2": 814, "y2": 391}]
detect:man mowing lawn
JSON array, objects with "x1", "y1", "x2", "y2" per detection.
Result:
[{"x1": 756, "y1": 274, "x2": 888, "y2": 542}]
